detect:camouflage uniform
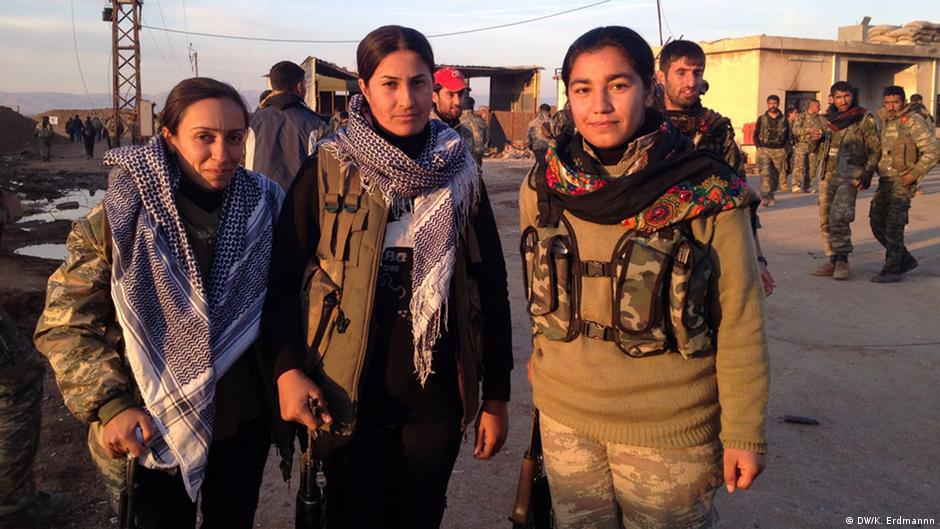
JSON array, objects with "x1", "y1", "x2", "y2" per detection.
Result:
[
  {"x1": 540, "y1": 412, "x2": 722, "y2": 529},
  {"x1": 754, "y1": 111, "x2": 791, "y2": 200},
  {"x1": 551, "y1": 107, "x2": 574, "y2": 144},
  {"x1": 817, "y1": 111, "x2": 881, "y2": 257},
  {"x1": 791, "y1": 111, "x2": 828, "y2": 191},
  {"x1": 664, "y1": 106, "x2": 744, "y2": 173},
  {"x1": 431, "y1": 107, "x2": 477, "y2": 166},
  {"x1": 33, "y1": 204, "x2": 137, "y2": 512},
  {"x1": 908, "y1": 102, "x2": 935, "y2": 128},
  {"x1": 0, "y1": 307, "x2": 45, "y2": 522},
  {"x1": 526, "y1": 111, "x2": 553, "y2": 162},
  {"x1": 459, "y1": 109, "x2": 489, "y2": 167},
  {"x1": 870, "y1": 107, "x2": 940, "y2": 273}
]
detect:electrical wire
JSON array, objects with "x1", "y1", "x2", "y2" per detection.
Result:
[
  {"x1": 146, "y1": 20, "x2": 185, "y2": 78},
  {"x1": 70, "y1": 0, "x2": 95, "y2": 107},
  {"x1": 141, "y1": 0, "x2": 611, "y2": 43},
  {"x1": 152, "y1": 0, "x2": 187, "y2": 74}
]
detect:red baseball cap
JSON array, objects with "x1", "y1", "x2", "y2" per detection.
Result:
[{"x1": 434, "y1": 67, "x2": 468, "y2": 92}]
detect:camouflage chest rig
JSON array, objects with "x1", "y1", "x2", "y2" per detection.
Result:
[{"x1": 521, "y1": 172, "x2": 716, "y2": 359}]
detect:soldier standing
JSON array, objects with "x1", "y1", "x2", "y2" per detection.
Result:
[
  {"x1": 869, "y1": 86, "x2": 940, "y2": 283},
  {"x1": 459, "y1": 96, "x2": 489, "y2": 167},
  {"x1": 431, "y1": 67, "x2": 478, "y2": 164},
  {"x1": 754, "y1": 95, "x2": 791, "y2": 206},
  {"x1": 810, "y1": 81, "x2": 880, "y2": 280},
  {"x1": 791, "y1": 99, "x2": 827, "y2": 193},
  {"x1": 34, "y1": 116, "x2": 54, "y2": 162},
  {"x1": 908, "y1": 94, "x2": 935, "y2": 127},
  {"x1": 657, "y1": 39, "x2": 775, "y2": 296},
  {"x1": 525, "y1": 103, "x2": 552, "y2": 162},
  {"x1": 1, "y1": 195, "x2": 67, "y2": 529}
]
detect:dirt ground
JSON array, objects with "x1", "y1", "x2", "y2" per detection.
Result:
[{"x1": 3, "y1": 141, "x2": 939, "y2": 528}]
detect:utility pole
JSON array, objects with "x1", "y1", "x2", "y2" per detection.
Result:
[
  {"x1": 656, "y1": 0, "x2": 664, "y2": 46},
  {"x1": 189, "y1": 43, "x2": 198, "y2": 77},
  {"x1": 104, "y1": 0, "x2": 142, "y2": 146}
]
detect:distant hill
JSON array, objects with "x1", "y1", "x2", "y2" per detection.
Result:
[{"x1": 0, "y1": 90, "x2": 265, "y2": 116}]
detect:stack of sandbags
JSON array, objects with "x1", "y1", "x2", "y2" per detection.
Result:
[{"x1": 867, "y1": 21, "x2": 940, "y2": 46}]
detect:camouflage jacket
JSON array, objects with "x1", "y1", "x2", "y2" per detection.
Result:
[
  {"x1": 754, "y1": 111, "x2": 790, "y2": 149},
  {"x1": 459, "y1": 110, "x2": 489, "y2": 165},
  {"x1": 431, "y1": 107, "x2": 477, "y2": 164},
  {"x1": 665, "y1": 106, "x2": 744, "y2": 173},
  {"x1": 908, "y1": 103, "x2": 935, "y2": 127},
  {"x1": 33, "y1": 204, "x2": 135, "y2": 425},
  {"x1": 791, "y1": 111, "x2": 828, "y2": 149},
  {"x1": 823, "y1": 112, "x2": 881, "y2": 181},
  {"x1": 877, "y1": 106, "x2": 940, "y2": 182},
  {"x1": 526, "y1": 112, "x2": 552, "y2": 153}
]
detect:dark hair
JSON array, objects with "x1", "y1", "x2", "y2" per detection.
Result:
[
  {"x1": 830, "y1": 81, "x2": 853, "y2": 95},
  {"x1": 269, "y1": 61, "x2": 305, "y2": 91},
  {"x1": 159, "y1": 77, "x2": 249, "y2": 135},
  {"x1": 786, "y1": 105, "x2": 798, "y2": 115},
  {"x1": 562, "y1": 26, "x2": 654, "y2": 91},
  {"x1": 357, "y1": 25, "x2": 435, "y2": 85},
  {"x1": 539, "y1": 103, "x2": 551, "y2": 113},
  {"x1": 883, "y1": 85, "x2": 906, "y2": 99},
  {"x1": 659, "y1": 39, "x2": 705, "y2": 73},
  {"x1": 259, "y1": 89, "x2": 272, "y2": 104},
  {"x1": 910, "y1": 93, "x2": 924, "y2": 103},
  {"x1": 467, "y1": 97, "x2": 476, "y2": 107},
  {"x1": 767, "y1": 94, "x2": 780, "y2": 103}
]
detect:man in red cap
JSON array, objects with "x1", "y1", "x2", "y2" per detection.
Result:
[{"x1": 432, "y1": 67, "x2": 478, "y2": 166}]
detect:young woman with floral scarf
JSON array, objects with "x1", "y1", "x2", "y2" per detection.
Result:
[
  {"x1": 264, "y1": 25, "x2": 512, "y2": 529},
  {"x1": 519, "y1": 27, "x2": 769, "y2": 528}
]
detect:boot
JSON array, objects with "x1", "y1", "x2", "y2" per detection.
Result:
[
  {"x1": 832, "y1": 261, "x2": 850, "y2": 280},
  {"x1": 899, "y1": 255, "x2": 919, "y2": 274},
  {"x1": 871, "y1": 271, "x2": 902, "y2": 283},
  {"x1": 811, "y1": 261, "x2": 835, "y2": 276}
]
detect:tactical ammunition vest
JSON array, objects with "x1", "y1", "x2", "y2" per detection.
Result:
[
  {"x1": 302, "y1": 146, "x2": 486, "y2": 433},
  {"x1": 521, "y1": 210, "x2": 715, "y2": 359}
]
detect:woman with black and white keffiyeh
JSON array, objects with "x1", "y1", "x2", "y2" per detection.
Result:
[
  {"x1": 35, "y1": 78, "x2": 286, "y2": 528},
  {"x1": 264, "y1": 26, "x2": 513, "y2": 528}
]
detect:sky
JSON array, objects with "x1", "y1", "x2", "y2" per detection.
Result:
[{"x1": 1, "y1": 0, "x2": 937, "y2": 105}]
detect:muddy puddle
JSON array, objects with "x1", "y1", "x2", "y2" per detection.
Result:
[
  {"x1": 19, "y1": 188, "x2": 104, "y2": 223},
  {"x1": 14, "y1": 243, "x2": 67, "y2": 261}
]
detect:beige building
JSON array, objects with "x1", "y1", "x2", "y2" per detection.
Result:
[{"x1": 697, "y1": 32, "x2": 940, "y2": 159}]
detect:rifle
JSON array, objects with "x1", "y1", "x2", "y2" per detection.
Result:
[
  {"x1": 814, "y1": 130, "x2": 832, "y2": 186},
  {"x1": 296, "y1": 398, "x2": 327, "y2": 529},
  {"x1": 119, "y1": 454, "x2": 139, "y2": 529},
  {"x1": 509, "y1": 410, "x2": 553, "y2": 529}
]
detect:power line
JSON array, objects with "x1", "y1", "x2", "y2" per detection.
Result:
[
  {"x1": 141, "y1": 0, "x2": 611, "y2": 43},
  {"x1": 146, "y1": 20, "x2": 185, "y2": 78},
  {"x1": 70, "y1": 0, "x2": 94, "y2": 107},
  {"x1": 152, "y1": 0, "x2": 187, "y2": 74}
]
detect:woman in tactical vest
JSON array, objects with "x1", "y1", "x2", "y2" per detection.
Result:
[
  {"x1": 264, "y1": 25, "x2": 513, "y2": 529},
  {"x1": 34, "y1": 78, "x2": 288, "y2": 528},
  {"x1": 520, "y1": 26, "x2": 769, "y2": 528}
]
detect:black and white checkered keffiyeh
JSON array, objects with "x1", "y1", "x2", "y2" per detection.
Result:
[
  {"x1": 324, "y1": 94, "x2": 480, "y2": 385},
  {"x1": 103, "y1": 136, "x2": 283, "y2": 500}
]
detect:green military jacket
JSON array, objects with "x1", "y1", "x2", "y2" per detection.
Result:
[
  {"x1": 754, "y1": 111, "x2": 790, "y2": 149},
  {"x1": 459, "y1": 110, "x2": 489, "y2": 166},
  {"x1": 824, "y1": 112, "x2": 881, "y2": 181},
  {"x1": 877, "y1": 106, "x2": 940, "y2": 183},
  {"x1": 792, "y1": 111, "x2": 828, "y2": 150}
]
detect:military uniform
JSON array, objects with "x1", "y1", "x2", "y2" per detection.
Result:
[
  {"x1": 459, "y1": 109, "x2": 489, "y2": 167},
  {"x1": 34, "y1": 122, "x2": 54, "y2": 161},
  {"x1": 431, "y1": 107, "x2": 477, "y2": 168},
  {"x1": 754, "y1": 111, "x2": 791, "y2": 201},
  {"x1": 0, "y1": 307, "x2": 45, "y2": 524},
  {"x1": 870, "y1": 106, "x2": 939, "y2": 276},
  {"x1": 791, "y1": 111, "x2": 828, "y2": 192},
  {"x1": 817, "y1": 110, "x2": 881, "y2": 259},
  {"x1": 526, "y1": 111, "x2": 553, "y2": 162},
  {"x1": 665, "y1": 105, "x2": 744, "y2": 173}
]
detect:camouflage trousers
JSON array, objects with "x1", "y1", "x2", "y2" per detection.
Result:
[
  {"x1": 39, "y1": 139, "x2": 52, "y2": 162},
  {"x1": 818, "y1": 176, "x2": 860, "y2": 256},
  {"x1": 0, "y1": 309, "x2": 44, "y2": 518},
  {"x1": 792, "y1": 144, "x2": 819, "y2": 191},
  {"x1": 758, "y1": 148, "x2": 787, "y2": 199},
  {"x1": 869, "y1": 176, "x2": 916, "y2": 272},
  {"x1": 87, "y1": 421, "x2": 127, "y2": 514},
  {"x1": 540, "y1": 413, "x2": 722, "y2": 529}
]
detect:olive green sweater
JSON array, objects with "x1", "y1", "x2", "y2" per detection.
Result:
[{"x1": 519, "y1": 179, "x2": 769, "y2": 453}]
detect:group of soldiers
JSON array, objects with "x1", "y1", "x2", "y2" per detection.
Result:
[{"x1": 527, "y1": 40, "x2": 939, "y2": 284}]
